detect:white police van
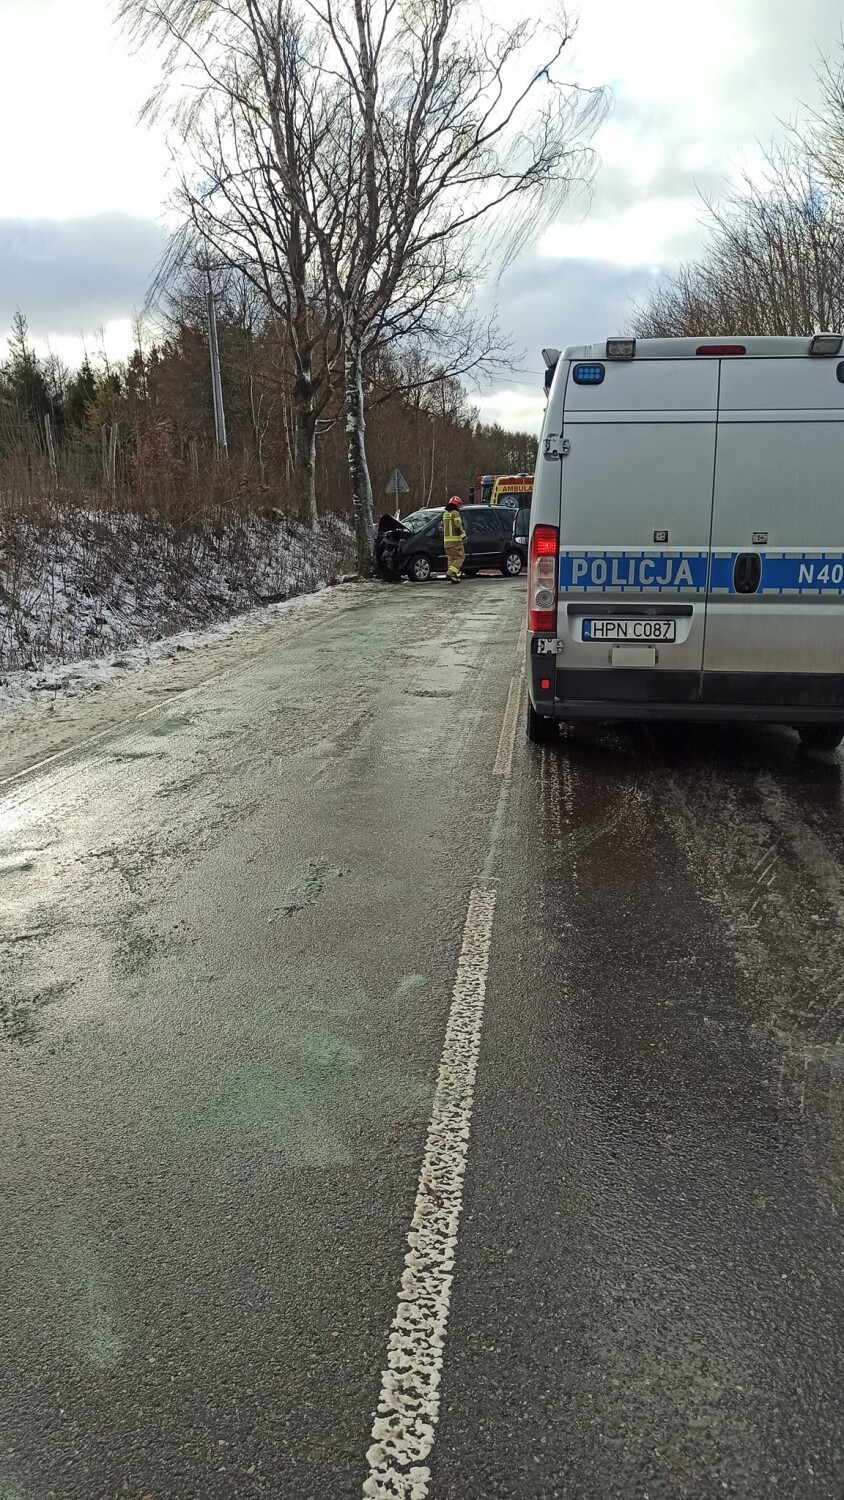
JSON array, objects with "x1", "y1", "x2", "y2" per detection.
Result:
[{"x1": 527, "y1": 334, "x2": 844, "y2": 751}]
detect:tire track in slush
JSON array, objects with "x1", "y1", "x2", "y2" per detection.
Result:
[{"x1": 659, "y1": 750, "x2": 844, "y2": 1197}]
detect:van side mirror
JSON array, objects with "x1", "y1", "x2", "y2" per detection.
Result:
[{"x1": 542, "y1": 347, "x2": 560, "y2": 395}]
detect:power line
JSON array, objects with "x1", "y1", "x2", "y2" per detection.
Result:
[{"x1": 480, "y1": 375, "x2": 545, "y2": 391}]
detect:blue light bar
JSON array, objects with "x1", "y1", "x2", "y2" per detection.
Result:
[{"x1": 573, "y1": 363, "x2": 605, "y2": 385}]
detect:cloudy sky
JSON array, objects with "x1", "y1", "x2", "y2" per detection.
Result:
[{"x1": 1, "y1": 0, "x2": 842, "y2": 432}]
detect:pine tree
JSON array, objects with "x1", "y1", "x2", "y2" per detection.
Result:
[
  {"x1": 66, "y1": 357, "x2": 98, "y2": 428},
  {"x1": 4, "y1": 310, "x2": 53, "y2": 426}
]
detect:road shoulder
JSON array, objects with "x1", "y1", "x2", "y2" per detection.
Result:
[{"x1": 0, "y1": 584, "x2": 369, "y2": 786}]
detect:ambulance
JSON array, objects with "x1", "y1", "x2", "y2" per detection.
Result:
[
  {"x1": 527, "y1": 335, "x2": 844, "y2": 751},
  {"x1": 491, "y1": 474, "x2": 534, "y2": 510}
]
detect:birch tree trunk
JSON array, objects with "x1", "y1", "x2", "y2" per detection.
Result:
[
  {"x1": 292, "y1": 335, "x2": 320, "y2": 531},
  {"x1": 345, "y1": 331, "x2": 374, "y2": 576},
  {"x1": 294, "y1": 404, "x2": 319, "y2": 532}
]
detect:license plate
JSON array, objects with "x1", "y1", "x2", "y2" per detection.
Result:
[{"x1": 582, "y1": 618, "x2": 676, "y2": 642}]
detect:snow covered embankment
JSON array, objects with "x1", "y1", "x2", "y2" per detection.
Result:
[{"x1": 0, "y1": 510, "x2": 355, "y2": 718}]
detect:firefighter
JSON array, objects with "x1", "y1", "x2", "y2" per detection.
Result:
[{"x1": 443, "y1": 496, "x2": 466, "y2": 583}]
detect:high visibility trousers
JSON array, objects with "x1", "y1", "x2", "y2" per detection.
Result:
[{"x1": 445, "y1": 541, "x2": 465, "y2": 579}]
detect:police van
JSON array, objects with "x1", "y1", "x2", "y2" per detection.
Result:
[{"x1": 527, "y1": 335, "x2": 844, "y2": 751}]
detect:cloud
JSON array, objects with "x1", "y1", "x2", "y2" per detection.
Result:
[
  {"x1": 0, "y1": 214, "x2": 165, "y2": 339},
  {"x1": 588, "y1": 153, "x2": 728, "y2": 221},
  {"x1": 551, "y1": 0, "x2": 844, "y2": 271},
  {"x1": 482, "y1": 253, "x2": 659, "y2": 363},
  {"x1": 707, "y1": 0, "x2": 844, "y2": 126},
  {"x1": 3, "y1": 0, "x2": 843, "y2": 417},
  {"x1": 0, "y1": 0, "x2": 169, "y2": 221},
  {"x1": 475, "y1": 389, "x2": 546, "y2": 434},
  {"x1": 475, "y1": 253, "x2": 662, "y2": 432}
]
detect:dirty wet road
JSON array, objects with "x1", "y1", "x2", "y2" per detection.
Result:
[{"x1": 1, "y1": 579, "x2": 843, "y2": 1500}]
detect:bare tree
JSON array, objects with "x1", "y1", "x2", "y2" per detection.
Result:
[
  {"x1": 121, "y1": 0, "x2": 605, "y2": 573},
  {"x1": 634, "y1": 146, "x2": 844, "y2": 339},
  {"x1": 123, "y1": 3, "x2": 342, "y2": 531},
  {"x1": 799, "y1": 39, "x2": 844, "y2": 200},
  {"x1": 293, "y1": 0, "x2": 605, "y2": 571}
]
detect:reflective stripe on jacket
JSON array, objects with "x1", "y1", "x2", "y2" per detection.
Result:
[{"x1": 443, "y1": 509, "x2": 465, "y2": 544}]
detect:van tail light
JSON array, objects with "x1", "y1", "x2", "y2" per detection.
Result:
[{"x1": 529, "y1": 524, "x2": 559, "y2": 633}]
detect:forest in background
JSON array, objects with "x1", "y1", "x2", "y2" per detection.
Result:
[{"x1": 0, "y1": 301, "x2": 538, "y2": 672}]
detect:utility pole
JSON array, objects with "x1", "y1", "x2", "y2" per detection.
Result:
[{"x1": 207, "y1": 278, "x2": 228, "y2": 453}]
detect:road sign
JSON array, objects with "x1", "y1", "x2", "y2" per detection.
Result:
[{"x1": 386, "y1": 469, "x2": 409, "y2": 497}]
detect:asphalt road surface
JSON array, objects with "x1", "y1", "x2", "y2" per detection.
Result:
[{"x1": 2, "y1": 578, "x2": 843, "y2": 1500}]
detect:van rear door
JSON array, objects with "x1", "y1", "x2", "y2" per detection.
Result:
[
  {"x1": 557, "y1": 357, "x2": 719, "y2": 703},
  {"x1": 703, "y1": 356, "x2": 844, "y2": 706}
]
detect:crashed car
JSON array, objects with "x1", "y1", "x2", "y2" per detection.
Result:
[
  {"x1": 375, "y1": 506, "x2": 524, "y2": 582},
  {"x1": 374, "y1": 513, "x2": 409, "y2": 582}
]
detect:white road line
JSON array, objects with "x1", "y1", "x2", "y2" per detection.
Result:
[
  {"x1": 365, "y1": 602, "x2": 523, "y2": 1496},
  {"x1": 363, "y1": 883, "x2": 497, "y2": 1500},
  {"x1": 493, "y1": 672, "x2": 522, "y2": 777}
]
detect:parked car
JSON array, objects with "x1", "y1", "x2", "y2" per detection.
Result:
[
  {"x1": 385, "y1": 505, "x2": 525, "y2": 582},
  {"x1": 512, "y1": 502, "x2": 531, "y2": 565}
]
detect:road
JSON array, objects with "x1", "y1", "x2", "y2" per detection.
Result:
[{"x1": 1, "y1": 578, "x2": 843, "y2": 1500}]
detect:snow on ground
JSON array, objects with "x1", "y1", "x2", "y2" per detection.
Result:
[
  {"x1": 0, "y1": 583, "x2": 347, "y2": 717},
  {"x1": 0, "y1": 505, "x2": 364, "y2": 779},
  {"x1": 1, "y1": 509, "x2": 355, "y2": 673},
  {"x1": 0, "y1": 579, "x2": 350, "y2": 714},
  {"x1": 0, "y1": 505, "x2": 370, "y2": 780},
  {"x1": 0, "y1": 581, "x2": 374, "y2": 786}
]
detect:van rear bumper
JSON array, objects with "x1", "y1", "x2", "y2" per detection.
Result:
[{"x1": 529, "y1": 662, "x2": 844, "y2": 724}]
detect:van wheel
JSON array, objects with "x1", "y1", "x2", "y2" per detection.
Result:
[
  {"x1": 798, "y1": 725, "x2": 844, "y2": 752},
  {"x1": 527, "y1": 700, "x2": 557, "y2": 744},
  {"x1": 407, "y1": 553, "x2": 433, "y2": 583},
  {"x1": 502, "y1": 549, "x2": 523, "y2": 577}
]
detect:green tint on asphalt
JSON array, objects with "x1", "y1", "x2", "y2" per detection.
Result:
[{"x1": 60, "y1": 966, "x2": 435, "y2": 1170}]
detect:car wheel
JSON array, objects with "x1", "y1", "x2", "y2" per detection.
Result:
[
  {"x1": 502, "y1": 549, "x2": 524, "y2": 577},
  {"x1": 527, "y1": 699, "x2": 557, "y2": 743},
  {"x1": 798, "y1": 725, "x2": 844, "y2": 752},
  {"x1": 407, "y1": 553, "x2": 433, "y2": 582}
]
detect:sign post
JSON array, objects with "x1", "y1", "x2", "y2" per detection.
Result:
[{"x1": 386, "y1": 469, "x2": 409, "y2": 517}]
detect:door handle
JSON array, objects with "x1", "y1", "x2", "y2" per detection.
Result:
[{"x1": 733, "y1": 552, "x2": 762, "y2": 595}]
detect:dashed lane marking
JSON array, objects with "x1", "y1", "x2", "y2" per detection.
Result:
[
  {"x1": 493, "y1": 671, "x2": 523, "y2": 777},
  {"x1": 363, "y1": 883, "x2": 498, "y2": 1499},
  {"x1": 364, "y1": 605, "x2": 525, "y2": 1497}
]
